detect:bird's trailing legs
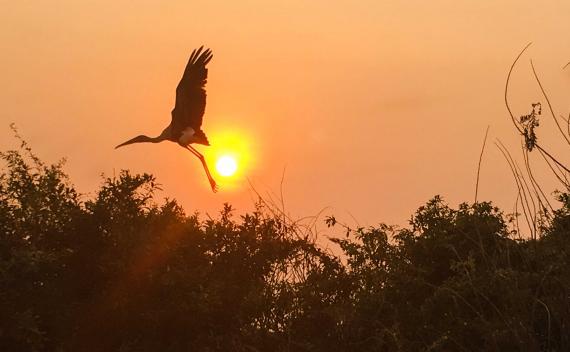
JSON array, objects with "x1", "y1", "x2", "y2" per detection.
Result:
[{"x1": 185, "y1": 145, "x2": 218, "y2": 192}]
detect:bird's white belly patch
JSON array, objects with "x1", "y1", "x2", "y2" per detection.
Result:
[{"x1": 179, "y1": 127, "x2": 196, "y2": 145}]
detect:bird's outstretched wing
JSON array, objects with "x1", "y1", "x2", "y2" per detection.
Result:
[{"x1": 171, "y1": 46, "x2": 213, "y2": 136}]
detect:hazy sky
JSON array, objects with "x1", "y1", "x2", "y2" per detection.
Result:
[{"x1": 2, "y1": 1, "x2": 570, "y2": 228}]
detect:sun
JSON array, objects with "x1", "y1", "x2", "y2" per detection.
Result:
[
  {"x1": 216, "y1": 155, "x2": 238, "y2": 177},
  {"x1": 206, "y1": 128, "x2": 254, "y2": 185}
]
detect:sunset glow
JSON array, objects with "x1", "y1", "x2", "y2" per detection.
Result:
[
  {"x1": 216, "y1": 155, "x2": 237, "y2": 177},
  {"x1": 205, "y1": 128, "x2": 254, "y2": 187},
  {"x1": 2, "y1": 0, "x2": 570, "y2": 223}
]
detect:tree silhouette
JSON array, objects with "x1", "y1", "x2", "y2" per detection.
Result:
[{"x1": 1, "y1": 140, "x2": 569, "y2": 351}]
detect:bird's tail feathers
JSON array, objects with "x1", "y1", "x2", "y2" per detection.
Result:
[{"x1": 194, "y1": 130, "x2": 210, "y2": 146}]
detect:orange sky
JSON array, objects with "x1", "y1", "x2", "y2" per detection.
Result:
[{"x1": 2, "y1": 1, "x2": 570, "y2": 228}]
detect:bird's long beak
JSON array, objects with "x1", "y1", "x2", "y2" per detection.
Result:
[
  {"x1": 115, "y1": 135, "x2": 154, "y2": 149},
  {"x1": 115, "y1": 138, "x2": 136, "y2": 149}
]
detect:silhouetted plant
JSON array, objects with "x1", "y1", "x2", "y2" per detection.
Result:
[
  {"x1": 520, "y1": 103, "x2": 541, "y2": 152},
  {"x1": 502, "y1": 44, "x2": 570, "y2": 239},
  {"x1": 1, "y1": 138, "x2": 569, "y2": 351}
]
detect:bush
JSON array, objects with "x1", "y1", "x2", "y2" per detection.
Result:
[{"x1": 1, "y1": 144, "x2": 569, "y2": 351}]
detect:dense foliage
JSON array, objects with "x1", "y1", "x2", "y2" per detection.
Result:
[{"x1": 1, "y1": 145, "x2": 569, "y2": 351}]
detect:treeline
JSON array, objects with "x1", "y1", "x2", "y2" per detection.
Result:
[{"x1": 1, "y1": 145, "x2": 569, "y2": 351}]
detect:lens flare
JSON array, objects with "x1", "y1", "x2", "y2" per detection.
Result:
[{"x1": 216, "y1": 155, "x2": 238, "y2": 177}]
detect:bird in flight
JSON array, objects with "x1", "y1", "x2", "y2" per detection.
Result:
[{"x1": 116, "y1": 46, "x2": 218, "y2": 192}]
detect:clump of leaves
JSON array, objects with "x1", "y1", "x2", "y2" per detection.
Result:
[{"x1": 520, "y1": 102, "x2": 541, "y2": 151}]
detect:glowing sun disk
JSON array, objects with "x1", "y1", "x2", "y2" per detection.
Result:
[{"x1": 216, "y1": 155, "x2": 238, "y2": 177}]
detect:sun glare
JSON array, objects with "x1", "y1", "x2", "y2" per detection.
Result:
[
  {"x1": 205, "y1": 127, "x2": 254, "y2": 187},
  {"x1": 216, "y1": 155, "x2": 238, "y2": 177}
]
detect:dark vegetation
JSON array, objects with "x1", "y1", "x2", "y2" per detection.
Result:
[{"x1": 1, "y1": 135, "x2": 569, "y2": 352}]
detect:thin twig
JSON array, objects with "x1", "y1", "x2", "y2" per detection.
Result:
[
  {"x1": 514, "y1": 162, "x2": 537, "y2": 238},
  {"x1": 475, "y1": 125, "x2": 490, "y2": 204},
  {"x1": 535, "y1": 298, "x2": 552, "y2": 351},
  {"x1": 280, "y1": 167, "x2": 287, "y2": 226},
  {"x1": 523, "y1": 145, "x2": 554, "y2": 214},
  {"x1": 495, "y1": 140, "x2": 534, "y2": 238},
  {"x1": 535, "y1": 144, "x2": 570, "y2": 174},
  {"x1": 563, "y1": 113, "x2": 570, "y2": 140},
  {"x1": 538, "y1": 148, "x2": 570, "y2": 188},
  {"x1": 505, "y1": 42, "x2": 532, "y2": 135},
  {"x1": 530, "y1": 60, "x2": 570, "y2": 146},
  {"x1": 514, "y1": 193, "x2": 521, "y2": 240}
]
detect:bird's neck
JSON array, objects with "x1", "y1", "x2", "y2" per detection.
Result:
[
  {"x1": 149, "y1": 135, "x2": 164, "y2": 143},
  {"x1": 158, "y1": 125, "x2": 172, "y2": 141},
  {"x1": 116, "y1": 125, "x2": 173, "y2": 149}
]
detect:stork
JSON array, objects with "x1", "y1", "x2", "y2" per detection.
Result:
[{"x1": 116, "y1": 46, "x2": 218, "y2": 192}]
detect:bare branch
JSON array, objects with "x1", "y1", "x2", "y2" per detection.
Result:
[
  {"x1": 474, "y1": 126, "x2": 490, "y2": 204},
  {"x1": 505, "y1": 42, "x2": 532, "y2": 135},
  {"x1": 530, "y1": 60, "x2": 570, "y2": 146},
  {"x1": 495, "y1": 140, "x2": 534, "y2": 238}
]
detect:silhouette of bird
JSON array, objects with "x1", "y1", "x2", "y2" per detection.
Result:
[{"x1": 116, "y1": 46, "x2": 218, "y2": 192}]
